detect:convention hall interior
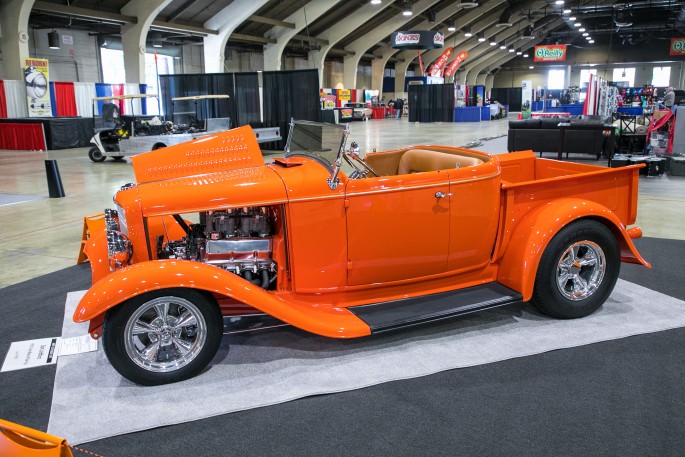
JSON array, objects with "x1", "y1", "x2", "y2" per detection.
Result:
[{"x1": 1, "y1": 0, "x2": 685, "y2": 455}]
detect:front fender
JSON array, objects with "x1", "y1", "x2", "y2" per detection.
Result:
[
  {"x1": 74, "y1": 260, "x2": 371, "y2": 339},
  {"x1": 497, "y1": 198, "x2": 651, "y2": 301}
]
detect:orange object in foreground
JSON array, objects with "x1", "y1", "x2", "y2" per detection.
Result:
[
  {"x1": 0, "y1": 419, "x2": 73, "y2": 457},
  {"x1": 74, "y1": 122, "x2": 649, "y2": 386}
]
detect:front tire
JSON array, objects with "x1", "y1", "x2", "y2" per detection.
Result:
[
  {"x1": 531, "y1": 220, "x2": 620, "y2": 319},
  {"x1": 103, "y1": 288, "x2": 223, "y2": 385},
  {"x1": 88, "y1": 146, "x2": 106, "y2": 162}
]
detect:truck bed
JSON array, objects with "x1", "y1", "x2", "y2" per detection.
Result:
[{"x1": 497, "y1": 150, "x2": 641, "y2": 228}]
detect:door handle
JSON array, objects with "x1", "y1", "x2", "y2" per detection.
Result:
[{"x1": 435, "y1": 192, "x2": 452, "y2": 198}]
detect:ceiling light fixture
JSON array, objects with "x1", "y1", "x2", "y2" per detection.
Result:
[
  {"x1": 370, "y1": 0, "x2": 382, "y2": 4},
  {"x1": 490, "y1": 37, "x2": 498, "y2": 46},
  {"x1": 402, "y1": 2, "x2": 412, "y2": 16},
  {"x1": 582, "y1": 32, "x2": 589, "y2": 36},
  {"x1": 529, "y1": 66, "x2": 534, "y2": 69},
  {"x1": 464, "y1": 27, "x2": 472, "y2": 37},
  {"x1": 48, "y1": 30, "x2": 60, "y2": 49},
  {"x1": 523, "y1": 53, "x2": 529, "y2": 57},
  {"x1": 555, "y1": 0, "x2": 564, "y2": 4},
  {"x1": 153, "y1": 40, "x2": 163, "y2": 48},
  {"x1": 509, "y1": 47, "x2": 515, "y2": 52},
  {"x1": 574, "y1": 22, "x2": 581, "y2": 27},
  {"x1": 448, "y1": 21, "x2": 456, "y2": 32},
  {"x1": 478, "y1": 32, "x2": 486, "y2": 42},
  {"x1": 586, "y1": 36, "x2": 592, "y2": 40},
  {"x1": 459, "y1": 0, "x2": 479, "y2": 8},
  {"x1": 516, "y1": 49, "x2": 522, "y2": 55},
  {"x1": 563, "y1": 8, "x2": 571, "y2": 13},
  {"x1": 569, "y1": 16, "x2": 576, "y2": 21},
  {"x1": 500, "y1": 42, "x2": 507, "y2": 49},
  {"x1": 579, "y1": 27, "x2": 586, "y2": 32},
  {"x1": 589, "y1": 40, "x2": 594, "y2": 43}
]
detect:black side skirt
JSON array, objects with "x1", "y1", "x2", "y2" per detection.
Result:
[{"x1": 349, "y1": 283, "x2": 523, "y2": 334}]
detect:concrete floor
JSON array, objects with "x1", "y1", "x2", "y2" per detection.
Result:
[{"x1": 1, "y1": 116, "x2": 683, "y2": 288}]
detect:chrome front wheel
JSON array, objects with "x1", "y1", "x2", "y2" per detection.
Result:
[
  {"x1": 103, "y1": 289, "x2": 223, "y2": 385},
  {"x1": 124, "y1": 296, "x2": 207, "y2": 373}
]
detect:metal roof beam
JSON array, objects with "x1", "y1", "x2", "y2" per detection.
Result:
[
  {"x1": 32, "y1": 1, "x2": 136, "y2": 24},
  {"x1": 248, "y1": 15, "x2": 296, "y2": 29}
]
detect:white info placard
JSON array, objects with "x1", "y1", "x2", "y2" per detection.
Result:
[
  {"x1": 1, "y1": 335, "x2": 98, "y2": 372},
  {"x1": 1, "y1": 337, "x2": 60, "y2": 372}
]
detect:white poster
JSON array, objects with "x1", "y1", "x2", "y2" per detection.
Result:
[{"x1": 1, "y1": 335, "x2": 98, "y2": 372}]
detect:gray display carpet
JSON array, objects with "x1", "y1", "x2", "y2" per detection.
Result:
[
  {"x1": 48, "y1": 279, "x2": 685, "y2": 444},
  {"x1": 0, "y1": 193, "x2": 45, "y2": 206}
]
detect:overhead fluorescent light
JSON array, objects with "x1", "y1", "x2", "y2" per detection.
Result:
[
  {"x1": 563, "y1": 9, "x2": 571, "y2": 13},
  {"x1": 579, "y1": 28, "x2": 586, "y2": 32},
  {"x1": 448, "y1": 21, "x2": 456, "y2": 32},
  {"x1": 478, "y1": 32, "x2": 486, "y2": 42},
  {"x1": 574, "y1": 22, "x2": 581, "y2": 27},
  {"x1": 464, "y1": 27, "x2": 472, "y2": 37},
  {"x1": 523, "y1": 53, "x2": 529, "y2": 58},
  {"x1": 371, "y1": 0, "x2": 382, "y2": 4},
  {"x1": 529, "y1": 66, "x2": 534, "y2": 69},
  {"x1": 499, "y1": 43, "x2": 507, "y2": 49},
  {"x1": 402, "y1": 2, "x2": 412, "y2": 16},
  {"x1": 582, "y1": 32, "x2": 589, "y2": 36}
]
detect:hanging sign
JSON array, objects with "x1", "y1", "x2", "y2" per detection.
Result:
[
  {"x1": 390, "y1": 31, "x2": 444, "y2": 50},
  {"x1": 24, "y1": 58, "x2": 51, "y2": 117},
  {"x1": 428, "y1": 47, "x2": 453, "y2": 77},
  {"x1": 670, "y1": 38, "x2": 685, "y2": 56},
  {"x1": 534, "y1": 45, "x2": 567, "y2": 62},
  {"x1": 444, "y1": 51, "x2": 469, "y2": 78}
]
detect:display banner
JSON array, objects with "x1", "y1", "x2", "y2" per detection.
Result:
[
  {"x1": 670, "y1": 38, "x2": 685, "y2": 56},
  {"x1": 321, "y1": 94, "x2": 336, "y2": 109},
  {"x1": 24, "y1": 58, "x2": 51, "y2": 117},
  {"x1": 533, "y1": 45, "x2": 567, "y2": 62},
  {"x1": 428, "y1": 47, "x2": 453, "y2": 77},
  {"x1": 390, "y1": 31, "x2": 444, "y2": 50},
  {"x1": 521, "y1": 80, "x2": 533, "y2": 119},
  {"x1": 443, "y1": 51, "x2": 469, "y2": 78}
]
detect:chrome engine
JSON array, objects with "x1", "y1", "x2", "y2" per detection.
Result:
[{"x1": 157, "y1": 207, "x2": 276, "y2": 289}]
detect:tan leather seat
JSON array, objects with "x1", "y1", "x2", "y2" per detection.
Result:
[{"x1": 397, "y1": 149, "x2": 483, "y2": 174}]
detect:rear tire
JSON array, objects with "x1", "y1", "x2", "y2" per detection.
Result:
[
  {"x1": 88, "y1": 146, "x2": 106, "y2": 162},
  {"x1": 531, "y1": 220, "x2": 620, "y2": 319},
  {"x1": 103, "y1": 288, "x2": 223, "y2": 386},
  {"x1": 151, "y1": 143, "x2": 166, "y2": 150}
]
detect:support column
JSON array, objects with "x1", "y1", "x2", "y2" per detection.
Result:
[
  {"x1": 120, "y1": 0, "x2": 172, "y2": 84},
  {"x1": 371, "y1": 49, "x2": 397, "y2": 94},
  {"x1": 202, "y1": 0, "x2": 269, "y2": 73},
  {"x1": 394, "y1": 58, "x2": 412, "y2": 96},
  {"x1": 0, "y1": 0, "x2": 35, "y2": 80}
]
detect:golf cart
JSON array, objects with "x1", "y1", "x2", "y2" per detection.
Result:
[
  {"x1": 88, "y1": 94, "x2": 281, "y2": 162},
  {"x1": 89, "y1": 93, "x2": 164, "y2": 162}
]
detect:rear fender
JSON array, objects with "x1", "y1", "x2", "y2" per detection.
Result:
[
  {"x1": 74, "y1": 260, "x2": 371, "y2": 339},
  {"x1": 497, "y1": 198, "x2": 651, "y2": 301}
]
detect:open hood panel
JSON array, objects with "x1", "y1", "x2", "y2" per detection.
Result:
[{"x1": 131, "y1": 125, "x2": 264, "y2": 184}]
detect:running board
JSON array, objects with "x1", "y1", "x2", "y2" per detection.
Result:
[
  {"x1": 223, "y1": 314, "x2": 287, "y2": 335},
  {"x1": 348, "y1": 283, "x2": 522, "y2": 334}
]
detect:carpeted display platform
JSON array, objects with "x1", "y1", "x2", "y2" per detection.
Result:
[
  {"x1": 47, "y1": 279, "x2": 685, "y2": 444},
  {"x1": 2, "y1": 237, "x2": 685, "y2": 456}
]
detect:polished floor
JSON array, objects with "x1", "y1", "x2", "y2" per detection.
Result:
[{"x1": 1, "y1": 117, "x2": 683, "y2": 288}]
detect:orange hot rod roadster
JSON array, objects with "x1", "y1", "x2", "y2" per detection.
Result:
[{"x1": 75, "y1": 120, "x2": 650, "y2": 385}]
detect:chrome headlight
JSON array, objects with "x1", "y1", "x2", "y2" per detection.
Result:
[{"x1": 107, "y1": 230, "x2": 133, "y2": 271}]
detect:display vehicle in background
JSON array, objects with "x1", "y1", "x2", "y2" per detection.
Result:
[
  {"x1": 88, "y1": 94, "x2": 280, "y2": 162},
  {"x1": 75, "y1": 120, "x2": 650, "y2": 385},
  {"x1": 344, "y1": 102, "x2": 373, "y2": 121}
]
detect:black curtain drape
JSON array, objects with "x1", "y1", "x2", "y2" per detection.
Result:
[
  {"x1": 234, "y1": 72, "x2": 261, "y2": 128},
  {"x1": 262, "y1": 69, "x2": 321, "y2": 149},
  {"x1": 159, "y1": 73, "x2": 236, "y2": 126},
  {"x1": 408, "y1": 84, "x2": 454, "y2": 123},
  {"x1": 491, "y1": 88, "x2": 522, "y2": 111}
]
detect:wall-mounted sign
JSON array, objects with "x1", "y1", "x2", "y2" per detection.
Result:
[
  {"x1": 62, "y1": 35, "x2": 73, "y2": 45},
  {"x1": 533, "y1": 45, "x2": 567, "y2": 62},
  {"x1": 390, "y1": 30, "x2": 444, "y2": 50},
  {"x1": 670, "y1": 38, "x2": 685, "y2": 56},
  {"x1": 24, "y1": 58, "x2": 51, "y2": 117}
]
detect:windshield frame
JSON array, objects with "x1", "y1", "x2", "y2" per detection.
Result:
[{"x1": 284, "y1": 119, "x2": 349, "y2": 189}]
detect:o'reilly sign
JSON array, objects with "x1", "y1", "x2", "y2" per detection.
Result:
[
  {"x1": 670, "y1": 38, "x2": 685, "y2": 56},
  {"x1": 533, "y1": 45, "x2": 567, "y2": 62}
]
